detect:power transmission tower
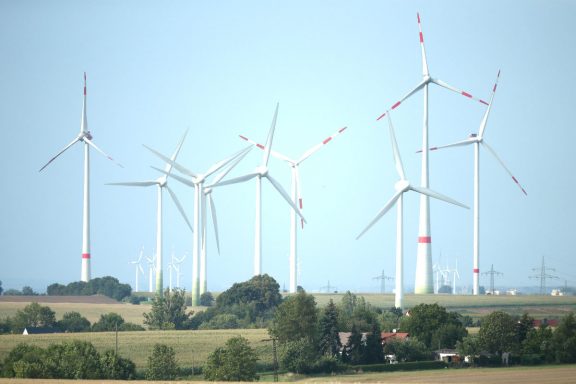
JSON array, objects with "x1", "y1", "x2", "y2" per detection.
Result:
[
  {"x1": 482, "y1": 264, "x2": 503, "y2": 294},
  {"x1": 320, "y1": 281, "x2": 337, "y2": 293},
  {"x1": 373, "y1": 270, "x2": 394, "y2": 293},
  {"x1": 530, "y1": 256, "x2": 558, "y2": 295}
]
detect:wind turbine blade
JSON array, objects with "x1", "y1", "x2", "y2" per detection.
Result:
[
  {"x1": 210, "y1": 146, "x2": 253, "y2": 186},
  {"x1": 431, "y1": 78, "x2": 489, "y2": 106},
  {"x1": 387, "y1": 114, "x2": 406, "y2": 180},
  {"x1": 138, "y1": 264, "x2": 144, "y2": 275},
  {"x1": 165, "y1": 185, "x2": 194, "y2": 232},
  {"x1": 204, "y1": 146, "x2": 252, "y2": 179},
  {"x1": 356, "y1": 191, "x2": 402, "y2": 240},
  {"x1": 419, "y1": 138, "x2": 474, "y2": 153},
  {"x1": 478, "y1": 70, "x2": 501, "y2": 139},
  {"x1": 106, "y1": 181, "x2": 158, "y2": 187},
  {"x1": 164, "y1": 129, "x2": 189, "y2": 175},
  {"x1": 84, "y1": 138, "x2": 123, "y2": 167},
  {"x1": 81, "y1": 72, "x2": 88, "y2": 134},
  {"x1": 151, "y1": 166, "x2": 195, "y2": 187},
  {"x1": 263, "y1": 103, "x2": 279, "y2": 167},
  {"x1": 138, "y1": 247, "x2": 144, "y2": 263},
  {"x1": 376, "y1": 79, "x2": 427, "y2": 121},
  {"x1": 210, "y1": 172, "x2": 260, "y2": 188},
  {"x1": 482, "y1": 141, "x2": 527, "y2": 195},
  {"x1": 144, "y1": 144, "x2": 198, "y2": 178},
  {"x1": 208, "y1": 194, "x2": 221, "y2": 254},
  {"x1": 239, "y1": 134, "x2": 294, "y2": 164},
  {"x1": 297, "y1": 126, "x2": 348, "y2": 164},
  {"x1": 410, "y1": 186, "x2": 469, "y2": 209},
  {"x1": 39, "y1": 137, "x2": 81, "y2": 171},
  {"x1": 295, "y1": 166, "x2": 304, "y2": 229},
  {"x1": 266, "y1": 173, "x2": 307, "y2": 223},
  {"x1": 417, "y1": 12, "x2": 430, "y2": 77}
]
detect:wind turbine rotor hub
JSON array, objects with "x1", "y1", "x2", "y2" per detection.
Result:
[
  {"x1": 395, "y1": 179, "x2": 410, "y2": 192},
  {"x1": 256, "y1": 165, "x2": 268, "y2": 176}
]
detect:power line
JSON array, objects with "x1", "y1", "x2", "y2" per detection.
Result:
[
  {"x1": 529, "y1": 256, "x2": 558, "y2": 295},
  {"x1": 373, "y1": 269, "x2": 394, "y2": 293},
  {"x1": 482, "y1": 264, "x2": 503, "y2": 294},
  {"x1": 320, "y1": 281, "x2": 337, "y2": 293}
]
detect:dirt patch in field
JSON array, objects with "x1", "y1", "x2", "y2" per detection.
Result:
[{"x1": 0, "y1": 295, "x2": 121, "y2": 304}]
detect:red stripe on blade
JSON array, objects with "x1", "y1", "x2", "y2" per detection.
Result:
[
  {"x1": 323, "y1": 137, "x2": 332, "y2": 145},
  {"x1": 256, "y1": 144, "x2": 265, "y2": 149},
  {"x1": 299, "y1": 198, "x2": 303, "y2": 209},
  {"x1": 339, "y1": 127, "x2": 347, "y2": 133},
  {"x1": 480, "y1": 99, "x2": 489, "y2": 105},
  {"x1": 418, "y1": 236, "x2": 431, "y2": 243},
  {"x1": 512, "y1": 176, "x2": 518, "y2": 183},
  {"x1": 376, "y1": 112, "x2": 387, "y2": 121},
  {"x1": 239, "y1": 135, "x2": 248, "y2": 141},
  {"x1": 82, "y1": 253, "x2": 91, "y2": 259},
  {"x1": 417, "y1": 13, "x2": 421, "y2": 23},
  {"x1": 419, "y1": 32, "x2": 424, "y2": 43},
  {"x1": 392, "y1": 101, "x2": 401, "y2": 110},
  {"x1": 462, "y1": 91, "x2": 473, "y2": 98}
]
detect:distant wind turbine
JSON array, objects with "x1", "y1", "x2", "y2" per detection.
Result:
[
  {"x1": 357, "y1": 113, "x2": 468, "y2": 309},
  {"x1": 210, "y1": 103, "x2": 306, "y2": 278},
  {"x1": 130, "y1": 247, "x2": 145, "y2": 292},
  {"x1": 238, "y1": 126, "x2": 347, "y2": 293},
  {"x1": 39, "y1": 73, "x2": 122, "y2": 282},
  {"x1": 108, "y1": 131, "x2": 192, "y2": 296},
  {"x1": 146, "y1": 144, "x2": 253, "y2": 305},
  {"x1": 426, "y1": 71, "x2": 527, "y2": 295}
]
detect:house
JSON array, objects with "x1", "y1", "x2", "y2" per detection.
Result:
[
  {"x1": 434, "y1": 349, "x2": 462, "y2": 363},
  {"x1": 22, "y1": 327, "x2": 57, "y2": 335},
  {"x1": 381, "y1": 331, "x2": 409, "y2": 345}
]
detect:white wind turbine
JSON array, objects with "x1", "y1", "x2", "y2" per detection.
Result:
[
  {"x1": 39, "y1": 73, "x2": 122, "y2": 282},
  {"x1": 173, "y1": 253, "x2": 186, "y2": 288},
  {"x1": 108, "y1": 131, "x2": 192, "y2": 296},
  {"x1": 145, "y1": 144, "x2": 253, "y2": 306},
  {"x1": 130, "y1": 247, "x2": 145, "y2": 292},
  {"x1": 427, "y1": 71, "x2": 527, "y2": 295},
  {"x1": 210, "y1": 103, "x2": 306, "y2": 278},
  {"x1": 375, "y1": 13, "x2": 488, "y2": 294},
  {"x1": 356, "y1": 113, "x2": 468, "y2": 309},
  {"x1": 146, "y1": 252, "x2": 156, "y2": 293},
  {"x1": 238, "y1": 126, "x2": 347, "y2": 293}
]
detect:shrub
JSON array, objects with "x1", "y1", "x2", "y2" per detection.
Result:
[
  {"x1": 145, "y1": 344, "x2": 179, "y2": 380},
  {"x1": 99, "y1": 350, "x2": 136, "y2": 379},
  {"x1": 204, "y1": 336, "x2": 259, "y2": 381}
]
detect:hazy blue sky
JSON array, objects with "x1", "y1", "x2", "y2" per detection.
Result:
[{"x1": 1, "y1": 0, "x2": 575, "y2": 294}]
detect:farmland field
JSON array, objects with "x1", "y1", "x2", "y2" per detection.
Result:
[{"x1": 0, "y1": 364, "x2": 575, "y2": 383}]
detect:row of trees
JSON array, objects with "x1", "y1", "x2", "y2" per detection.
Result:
[
  {"x1": 46, "y1": 276, "x2": 132, "y2": 301},
  {"x1": 0, "y1": 302, "x2": 143, "y2": 334}
]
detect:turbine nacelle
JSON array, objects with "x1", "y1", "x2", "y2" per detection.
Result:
[
  {"x1": 395, "y1": 179, "x2": 410, "y2": 192},
  {"x1": 256, "y1": 165, "x2": 269, "y2": 177}
]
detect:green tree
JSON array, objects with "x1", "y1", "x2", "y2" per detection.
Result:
[
  {"x1": 279, "y1": 338, "x2": 318, "y2": 374},
  {"x1": 515, "y1": 313, "x2": 535, "y2": 346},
  {"x1": 99, "y1": 350, "x2": 136, "y2": 380},
  {"x1": 318, "y1": 299, "x2": 341, "y2": 357},
  {"x1": 1, "y1": 344, "x2": 46, "y2": 377},
  {"x1": 21, "y1": 286, "x2": 37, "y2": 296},
  {"x1": 11, "y1": 302, "x2": 56, "y2": 331},
  {"x1": 200, "y1": 291, "x2": 215, "y2": 306},
  {"x1": 58, "y1": 311, "x2": 91, "y2": 332},
  {"x1": 401, "y1": 303, "x2": 467, "y2": 349},
  {"x1": 0, "y1": 280, "x2": 3, "y2": 295},
  {"x1": 522, "y1": 325, "x2": 554, "y2": 364},
  {"x1": 478, "y1": 311, "x2": 517, "y2": 356},
  {"x1": 269, "y1": 290, "x2": 318, "y2": 344},
  {"x1": 456, "y1": 335, "x2": 481, "y2": 365},
  {"x1": 91, "y1": 313, "x2": 124, "y2": 332},
  {"x1": 344, "y1": 324, "x2": 365, "y2": 364},
  {"x1": 143, "y1": 288, "x2": 192, "y2": 330},
  {"x1": 204, "y1": 336, "x2": 259, "y2": 381},
  {"x1": 383, "y1": 338, "x2": 431, "y2": 362},
  {"x1": 553, "y1": 312, "x2": 576, "y2": 363},
  {"x1": 364, "y1": 322, "x2": 384, "y2": 364},
  {"x1": 43, "y1": 341, "x2": 103, "y2": 379},
  {"x1": 145, "y1": 344, "x2": 179, "y2": 380}
]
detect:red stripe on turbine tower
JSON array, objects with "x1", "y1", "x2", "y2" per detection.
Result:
[
  {"x1": 418, "y1": 236, "x2": 431, "y2": 243},
  {"x1": 82, "y1": 253, "x2": 91, "y2": 259},
  {"x1": 473, "y1": 268, "x2": 480, "y2": 273}
]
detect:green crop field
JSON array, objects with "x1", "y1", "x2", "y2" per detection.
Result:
[{"x1": 0, "y1": 329, "x2": 272, "y2": 371}]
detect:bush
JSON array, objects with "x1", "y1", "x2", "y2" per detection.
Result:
[
  {"x1": 353, "y1": 360, "x2": 446, "y2": 372},
  {"x1": 279, "y1": 338, "x2": 318, "y2": 374},
  {"x1": 91, "y1": 313, "x2": 124, "y2": 332},
  {"x1": 145, "y1": 344, "x2": 179, "y2": 380},
  {"x1": 99, "y1": 350, "x2": 136, "y2": 379},
  {"x1": 58, "y1": 312, "x2": 91, "y2": 333},
  {"x1": 204, "y1": 336, "x2": 259, "y2": 381}
]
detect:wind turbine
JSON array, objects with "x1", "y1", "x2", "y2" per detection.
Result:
[
  {"x1": 375, "y1": 13, "x2": 487, "y2": 294},
  {"x1": 39, "y1": 73, "x2": 122, "y2": 282},
  {"x1": 210, "y1": 103, "x2": 306, "y2": 278},
  {"x1": 238, "y1": 126, "x2": 347, "y2": 293},
  {"x1": 130, "y1": 247, "x2": 145, "y2": 292},
  {"x1": 146, "y1": 144, "x2": 253, "y2": 306},
  {"x1": 356, "y1": 113, "x2": 468, "y2": 309},
  {"x1": 146, "y1": 252, "x2": 156, "y2": 293},
  {"x1": 173, "y1": 253, "x2": 186, "y2": 288},
  {"x1": 108, "y1": 131, "x2": 192, "y2": 296},
  {"x1": 426, "y1": 71, "x2": 527, "y2": 295}
]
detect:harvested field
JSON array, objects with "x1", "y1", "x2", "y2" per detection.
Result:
[
  {"x1": 0, "y1": 295, "x2": 121, "y2": 304},
  {"x1": 0, "y1": 364, "x2": 574, "y2": 383}
]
